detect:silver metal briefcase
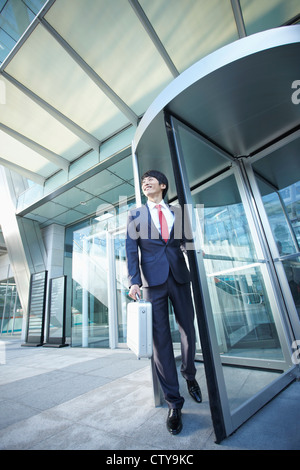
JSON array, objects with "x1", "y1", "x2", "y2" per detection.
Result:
[{"x1": 127, "y1": 294, "x2": 152, "y2": 359}]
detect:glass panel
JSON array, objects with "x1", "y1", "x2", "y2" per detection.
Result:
[
  {"x1": 193, "y1": 178, "x2": 286, "y2": 408},
  {"x1": 45, "y1": 0, "x2": 173, "y2": 116},
  {"x1": 5, "y1": 24, "x2": 129, "y2": 140},
  {"x1": 0, "y1": 0, "x2": 47, "y2": 63},
  {"x1": 71, "y1": 224, "x2": 109, "y2": 348},
  {"x1": 140, "y1": 0, "x2": 238, "y2": 73},
  {"x1": 0, "y1": 129, "x2": 56, "y2": 175},
  {"x1": 193, "y1": 177, "x2": 284, "y2": 364},
  {"x1": 67, "y1": 158, "x2": 136, "y2": 348},
  {"x1": 257, "y1": 178, "x2": 300, "y2": 317},
  {"x1": 114, "y1": 231, "x2": 129, "y2": 345},
  {"x1": 257, "y1": 180, "x2": 299, "y2": 255},
  {"x1": 174, "y1": 120, "x2": 230, "y2": 190},
  {"x1": 171, "y1": 116, "x2": 291, "y2": 415},
  {"x1": 69, "y1": 150, "x2": 99, "y2": 180},
  {"x1": 0, "y1": 277, "x2": 22, "y2": 336},
  {"x1": 280, "y1": 183, "x2": 300, "y2": 248},
  {"x1": 1, "y1": 77, "x2": 88, "y2": 159},
  {"x1": 240, "y1": 0, "x2": 300, "y2": 35},
  {"x1": 281, "y1": 256, "x2": 300, "y2": 317}
]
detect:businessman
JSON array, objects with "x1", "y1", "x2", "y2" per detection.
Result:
[{"x1": 126, "y1": 170, "x2": 202, "y2": 435}]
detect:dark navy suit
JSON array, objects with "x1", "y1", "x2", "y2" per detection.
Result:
[{"x1": 126, "y1": 203, "x2": 196, "y2": 409}]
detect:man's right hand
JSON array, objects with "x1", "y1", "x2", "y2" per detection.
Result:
[{"x1": 129, "y1": 284, "x2": 141, "y2": 300}]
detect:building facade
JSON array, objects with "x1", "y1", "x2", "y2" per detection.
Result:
[{"x1": 0, "y1": 0, "x2": 299, "y2": 441}]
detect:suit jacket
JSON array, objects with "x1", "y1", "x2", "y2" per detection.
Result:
[{"x1": 126, "y1": 203, "x2": 191, "y2": 288}]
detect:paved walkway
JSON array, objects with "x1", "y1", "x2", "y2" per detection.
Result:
[{"x1": 0, "y1": 337, "x2": 299, "y2": 451}]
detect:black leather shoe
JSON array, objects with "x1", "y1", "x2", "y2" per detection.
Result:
[
  {"x1": 166, "y1": 408, "x2": 182, "y2": 435},
  {"x1": 187, "y1": 379, "x2": 202, "y2": 403}
]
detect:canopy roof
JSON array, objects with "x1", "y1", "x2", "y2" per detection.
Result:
[
  {"x1": 0, "y1": 0, "x2": 299, "y2": 187},
  {"x1": 133, "y1": 26, "x2": 300, "y2": 202}
]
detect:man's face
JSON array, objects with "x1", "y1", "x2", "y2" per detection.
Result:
[{"x1": 141, "y1": 176, "x2": 166, "y2": 200}]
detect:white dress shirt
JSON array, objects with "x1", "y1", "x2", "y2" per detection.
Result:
[{"x1": 147, "y1": 200, "x2": 174, "y2": 236}]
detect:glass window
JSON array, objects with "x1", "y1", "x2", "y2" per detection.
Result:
[
  {"x1": 257, "y1": 178, "x2": 300, "y2": 316},
  {"x1": 1, "y1": 76, "x2": 88, "y2": 161},
  {"x1": 69, "y1": 200, "x2": 136, "y2": 348},
  {"x1": 192, "y1": 175, "x2": 283, "y2": 364},
  {"x1": 240, "y1": 0, "x2": 300, "y2": 35},
  {"x1": 45, "y1": 0, "x2": 174, "y2": 116},
  {"x1": 0, "y1": 276, "x2": 23, "y2": 336},
  {"x1": 64, "y1": 154, "x2": 136, "y2": 348},
  {"x1": 114, "y1": 230, "x2": 129, "y2": 345},
  {"x1": 258, "y1": 182, "x2": 299, "y2": 256},
  {"x1": 281, "y1": 256, "x2": 300, "y2": 315},
  {"x1": 169, "y1": 115, "x2": 292, "y2": 420},
  {"x1": 0, "y1": 0, "x2": 47, "y2": 63},
  {"x1": 280, "y1": 182, "x2": 300, "y2": 248},
  {"x1": 140, "y1": 0, "x2": 238, "y2": 73},
  {"x1": 71, "y1": 224, "x2": 110, "y2": 348},
  {"x1": 5, "y1": 25, "x2": 129, "y2": 141}
]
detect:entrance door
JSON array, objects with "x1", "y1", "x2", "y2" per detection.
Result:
[
  {"x1": 71, "y1": 223, "x2": 129, "y2": 349},
  {"x1": 71, "y1": 226, "x2": 110, "y2": 348},
  {"x1": 165, "y1": 114, "x2": 296, "y2": 440},
  {"x1": 108, "y1": 228, "x2": 129, "y2": 347}
]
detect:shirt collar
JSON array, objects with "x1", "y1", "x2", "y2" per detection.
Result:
[{"x1": 147, "y1": 199, "x2": 167, "y2": 210}]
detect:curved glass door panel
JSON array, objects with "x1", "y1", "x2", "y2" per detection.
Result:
[
  {"x1": 255, "y1": 177, "x2": 300, "y2": 319},
  {"x1": 191, "y1": 175, "x2": 287, "y2": 381},
  {"x1": 168, "y1": 115, "x2": 293, "y2": 426}
]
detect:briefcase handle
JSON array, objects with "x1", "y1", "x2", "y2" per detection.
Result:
[{"x1": 135, "y1": 293, "x2": 148, "y2": 303}]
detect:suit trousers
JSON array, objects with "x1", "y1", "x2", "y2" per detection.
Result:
[{"x1": 143, "y1": 271, "x2": 196, "y2": 409}]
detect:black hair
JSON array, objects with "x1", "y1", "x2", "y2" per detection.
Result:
[{"x1": 141, "y1": 170, "x2": 169, "y2": 199}]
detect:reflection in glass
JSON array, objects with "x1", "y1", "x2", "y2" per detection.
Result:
[
  {"x1": 190, "y1": 174, "x2": 286, "y2": 410},
  {"x1": 279, "y1": 182, "x2": 300, "y2": 249},
  {"x1": 114, "y1": 232, "x2": 130, "y2": 344},
  {"x1": 282, "y1": 257, "x2": 300, "y2": 316},
  {"x1": 259, "y1": 181, "x2": 300, "y2": 255},
  {"x1": 0, "y1": 0, "x2": 47, "y2": 63},
  {"x1": 169, "y1": 114, "x2": 290, "y2": 415},
  {"x1": 257, "y1": 179, "x2": 300, "y2": 317},
  {"x1": 240, "y1": 0, "x2": 300, "y2": 36},
  {"x1": 192, "y1": 176, "x2": 283, "y2": 362},
  {"x1": 71, "y1": 225, "x2": 109, "y2": 348},
  {"x1": 69, "y1": 192, "x2": 136, "y2": 348},
  {"x1": 0, "y1": 277, "x2": 22, "y2": 335}
]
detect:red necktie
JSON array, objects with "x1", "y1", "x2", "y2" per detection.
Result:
[{"x1": 155, "y1": 205, "x2": 169, "y2": 242}]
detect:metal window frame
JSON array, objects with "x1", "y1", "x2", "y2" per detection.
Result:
[{"x1": 128, "y1": 0, "x2": 179, "y2": 78}]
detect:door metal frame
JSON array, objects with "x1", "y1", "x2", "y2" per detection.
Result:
[{"x1": 165, "y1": 111, "x2": 231, "y2": 442}]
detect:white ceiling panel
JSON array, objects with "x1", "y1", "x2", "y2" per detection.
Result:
[
  {"x1": 140, "y1": 0, "x2": 239, "y2": 73},
  {"x1": 0, "y1": 129, "x2": 56, "y2": 176},
  {"x1": 45, "y1": 0, "x2": 173, "y2": 116},
  {"x1": 5, "y1": 24, "x2": 129, "y2": 141},
  {"x1": 0, "y1": 75, "x2": 89, "y2": 159}
]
